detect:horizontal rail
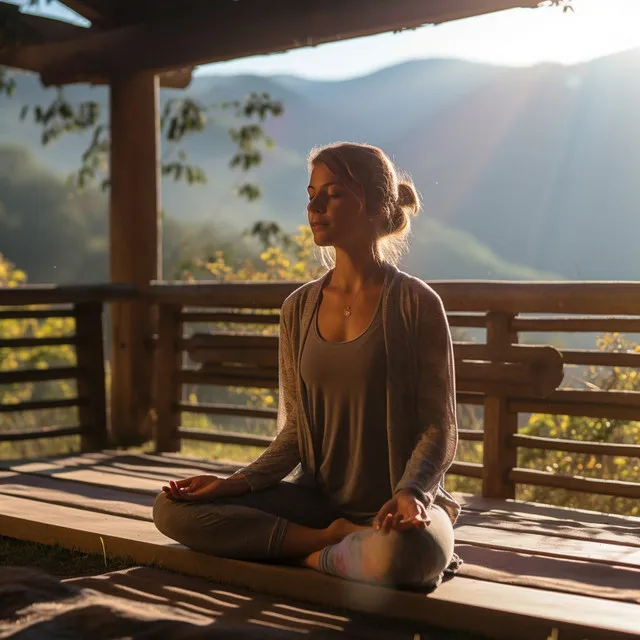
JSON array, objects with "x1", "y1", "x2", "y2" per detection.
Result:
[
  {"x1": 0, "y1": 309, "x2": 75, "y2": 320},
  {"x1": 459, "y1": 429, "x2": 484, "y2": 442},
  {"x1": 456, "y1": 393, "x2": 484, "y2": 406},
  {"x1": 446, "y1": 313, "x2": 486, "y2": 328},
  {"x1": 0, "y1": 397, "x2": 83, "y2": 414},
  {"x1": 183, "y1": 333, "x2": 278, "y2": 351},
  {"x1": 510, "y1": 468, "x2": 640, "y2": 499},
  {"x1": 176, "y1": 422, "x2": 486, "y2": 442},
  {"x1": 0, "y1": 367, "x2": 80, "y2": 385},
  {"x1": 0, "y1": 425, "x2": 84, "y2": 442},
  {"x1": 448, "y1": 461, "x2": 483, "y2": 478},
  {"x1": 513, "y1": 434, "x2": 640, "y2": 457},
  {"x1": 4, "y1": 281, "x2": 640, "y2": 315},
  {"x1": 181, "y1": 311, "x2": 281, "y2": 325},
  {"x1": 153, "y1": 282, "x2": 297, "y2": 309},
  {"x1": 549, "y1": 389, "x2": 640, "y2": 407},
  {"x1": 0, "y1": 336, "x2": 77, "y2": 349},
  {"x1": 508, "y1": 398, "x2": 640, "y2": 421},
  {"x1": 431, "y1": 281, "x2": 640, "y2": 315},
  {"x1": 179, "y1": 366, "x2": 558, "y2": 399},
  {"x1": 559, "y1": 349, "x2": 640, "y2": 368},
  {"x1": 152, "y1": 280, "x2": 640, "y2": 315},
  {"x1": 180, "y1": 310, "x2": 486, "y2": 328},
  {"x1": 512, "y1": 316, "x2": 640, "y2": 333},
  {"x1": 178, "y1": 369, "x2": 278, "y2": 389},
  {"x1": 0, "y1": 283, "x2": 139, "y2": 306},
  {"x1": 178, "y1": 427, "x2": 273, "y2": 448},
  {"x1": 178, "y1": 402, "x2": 277, "y2": 420}
]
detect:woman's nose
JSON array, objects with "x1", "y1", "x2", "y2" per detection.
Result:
[{"x1": 307, "y1": 196, "x2": 325, "y2": 214}]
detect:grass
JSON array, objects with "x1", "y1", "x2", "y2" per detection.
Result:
[{"x1": 0, "y1": 535, "x2": 140, "y2": 578}]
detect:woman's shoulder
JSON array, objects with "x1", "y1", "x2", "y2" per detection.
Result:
[
  {"x1": 392, "y1": 268, "x2": 445, "y2": 312},
  {"x1": 280, "y1": 273, "x2": 326, "y2": 321}
]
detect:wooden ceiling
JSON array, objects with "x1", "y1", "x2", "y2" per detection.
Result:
[{"x1": 0, "y1": 0, "x2": 541, "y2": 86}]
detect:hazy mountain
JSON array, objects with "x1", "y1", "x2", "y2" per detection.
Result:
[{"x1": 2, "y1": 50, "x2": 640, "y2": 281}]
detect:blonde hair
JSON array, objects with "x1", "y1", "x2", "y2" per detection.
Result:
[{"x1": 307, "y1": 142, "x2": 420, "y2": 267}]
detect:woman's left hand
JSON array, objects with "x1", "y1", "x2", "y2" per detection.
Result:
[{"x1": 373, "y1": 489, "x2": 431, "y2": 533}]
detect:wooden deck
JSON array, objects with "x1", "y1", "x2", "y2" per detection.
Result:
[{"x1": 1, "y1": 451, "x2": 639, "y2": 639}]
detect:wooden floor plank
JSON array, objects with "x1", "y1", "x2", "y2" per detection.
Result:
[
  {"x1": 455, "y1": 524, "x2": 640, "y2": 569},
  {"x1": 0, "y1": 471, "x2": 153, "y2": 521},
  {"x1": 1, "y1": 495, "x2": 638, "y2": 640},
  {"x1": 5, "y1": 465, "x2": 163, "y2": 494},
  {"x1": 64, "y1": 566, "x2": 421, "y2": 639},
  {"x1": 5, "y1": 470, "x2": 640, "y2": 574},
  {"x1": 4, "y1": 454, "x2": 234, "y2": 496},
  {"x1": 456, "y1": 492, "x2": 640, "y2": 526},
  {"x1": 457, "y1": 508, "x2": 640, "y2": 548},
  {"x1": 456, "y1": 544, "x2": 640, "y2": 604}
]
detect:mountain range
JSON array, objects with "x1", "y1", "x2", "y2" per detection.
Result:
[{"x1": 2, "y1": 47, "x2": 640, "y2": 282}]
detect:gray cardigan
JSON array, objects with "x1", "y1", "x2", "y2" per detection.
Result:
[{"x1": 239, "y1": 265, "x2": 461, "y2": 524}]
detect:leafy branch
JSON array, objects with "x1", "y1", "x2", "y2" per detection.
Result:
[{"x1": 13, "y1": 87, "x2": 282, "y2": 195}]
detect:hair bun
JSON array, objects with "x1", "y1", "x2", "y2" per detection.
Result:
[{"x1": 397, "y1": 181, "x2": 420, "y2": 217}]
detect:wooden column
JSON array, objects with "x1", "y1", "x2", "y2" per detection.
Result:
[
  {"x1": 74, "y1": 302, "x2": 108, "y2": 451},
  {"x1": 109, "y1": 72, "x2": 160, "y2": 446},
  {"x1": 482, "y1": 311, "x2": 518, "y2": 499},
  {"x1": 154, "y1": 304, "x2": 182, "y2": 452}
]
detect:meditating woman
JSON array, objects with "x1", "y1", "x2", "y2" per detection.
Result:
[{"x1": 153, "y1": 142, "x2": 461, "y2": 589}]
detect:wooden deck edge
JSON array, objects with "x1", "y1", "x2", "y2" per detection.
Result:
[{"x1": 0, "y1": 496, "x2": 638, "y2": 640}]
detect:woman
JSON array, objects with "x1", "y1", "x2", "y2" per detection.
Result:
[{"x1": 153, "y1": 142, "x2": 461, "y2": 589}]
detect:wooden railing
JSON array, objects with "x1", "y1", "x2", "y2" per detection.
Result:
[
  {"x1": 153, "y1": 281, "x2": 640, "y2": 502},
  {"x1": 0, "y1": 284, "x2": 136, "y2": 451},
  {"x1": 2, "y1": 280, "x2": 640, "y2": 504}
]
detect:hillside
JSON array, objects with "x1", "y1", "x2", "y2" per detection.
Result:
[{"x1": 2, "y1": 50, "x2": 639, "y2": 282}]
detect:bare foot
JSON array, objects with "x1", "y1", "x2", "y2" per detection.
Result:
[
  {"x1": 303, "y1": 519, "x2": 370, "y2": 571},
  {"x1": 299, "y1": 519, "x2": 370, "y2": 571},
  {"x1": 327, "y1": 517, "x2": 370, "y2": 545}
]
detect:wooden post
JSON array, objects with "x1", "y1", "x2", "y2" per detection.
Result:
[
  {"x1": 482, "y1": 311, "x2": 518, "y2": 499},
  {"x1": 109, "y1": 72, "x2": 160, "y2": 446},
  {"x1": 154, "y1": 304, "x2": 182, "y2": 452},
  {"x1": 74, "y1": 302, "x2": 108, "y2": 451}
]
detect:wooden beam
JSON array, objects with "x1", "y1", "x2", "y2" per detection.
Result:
[
  {"x1": 0, "y1": 7, "x2": 192, "y2": 88},
  {"x1": 3, "y1": 0, "x2": 539, "y2": 85},
  {"x1": 56, "y1": 0, "x2": 112, "y2": 27},
  {"x1": 0, "y1": 4, "x2": 91, "y2": 45},
  {"x1": 108, "y1": 72, "x2": 160, "y2": 447}
]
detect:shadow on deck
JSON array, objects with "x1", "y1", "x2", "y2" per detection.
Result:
[{"x1": 1, "y1": 451, "x2": 639, "y2": 640}]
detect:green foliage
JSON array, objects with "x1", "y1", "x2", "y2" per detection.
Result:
[
  {"x1": 0, "y1": 253, "x2": 79, "y2": 459},
  {"x1": 10, "y1": 81, "x2": 282, "y2": 196},
  {"x1": 517, "y1": 333, "x2": 640, "y2": 516}
]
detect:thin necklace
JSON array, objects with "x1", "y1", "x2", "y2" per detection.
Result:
[{"x1": 343, "y1": 286, "x2": 364, "y2": 318}]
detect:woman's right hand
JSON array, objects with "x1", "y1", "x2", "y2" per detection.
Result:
[{"x1": 162, "y1": 474, "x2": 250, "y2": 502}]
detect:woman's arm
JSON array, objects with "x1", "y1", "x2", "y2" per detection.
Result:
[
  {"x1": 395, "y1": 289, "x2": 458, "y2": 506},
  {"x1": 234, "y1": 308, "x2": 302, "y2": 491}
]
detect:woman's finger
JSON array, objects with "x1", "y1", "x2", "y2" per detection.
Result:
[
  {"x1": 394, "y1": 519, "x2": 418, "y2": 531},
  {"x1": 169, "y1": 480, "x2": 184, "y2": 500}
]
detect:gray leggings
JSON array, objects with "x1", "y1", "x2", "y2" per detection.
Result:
[{"x1": 153, "y1": 482, "x2": 455, "y2": 588}]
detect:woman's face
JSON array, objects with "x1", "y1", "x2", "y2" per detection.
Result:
[{"x1": 307, "y1": 162, "x2": 373, "y2": 250}]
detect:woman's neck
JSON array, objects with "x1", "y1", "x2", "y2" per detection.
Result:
[{"x1": 330, "y1": 248, "x2": 387, "y2": 292}]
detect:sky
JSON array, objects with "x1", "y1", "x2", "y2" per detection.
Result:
[{"x1": 20, "y1": 0, "x2": 640, "y2": 80}]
